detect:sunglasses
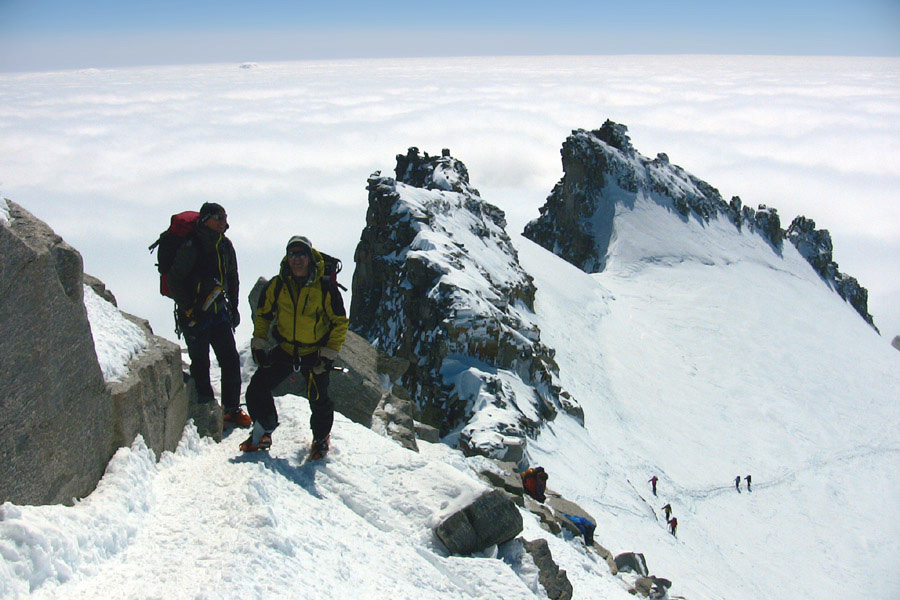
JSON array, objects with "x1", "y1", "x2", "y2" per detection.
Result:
[
  {"x1": 287, "y1": 250, "x2": 309, "y2": 259},
  {"x1": 208, "y1": 213, "x2": 228, "y2": 221}
]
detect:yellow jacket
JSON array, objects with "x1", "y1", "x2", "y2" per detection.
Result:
[{"x1": 253, "y1": 249, "x2": 349, "y2": 357}]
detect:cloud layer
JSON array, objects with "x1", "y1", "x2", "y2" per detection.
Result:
[{"x1": 1, "y1": 56, "x2": 898, "y2": 341}]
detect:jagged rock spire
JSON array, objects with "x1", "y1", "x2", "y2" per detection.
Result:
[{"x1": 351, "y1": 149, "x2": 581, "y2": 462}]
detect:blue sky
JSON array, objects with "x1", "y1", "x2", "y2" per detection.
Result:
[{"x1": 1, "y1": 0, "x2": 898, "y2": 71}]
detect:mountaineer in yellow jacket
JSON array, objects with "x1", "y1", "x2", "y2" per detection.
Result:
[{"x1": 240, "y1": 236, "x2": 349, "y2": 457}]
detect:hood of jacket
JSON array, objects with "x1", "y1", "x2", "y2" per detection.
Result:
[{"x1": 279, "y1": 247, "x2": 325, "y2": 286}]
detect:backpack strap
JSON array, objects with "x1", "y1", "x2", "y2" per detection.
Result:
[{"x1": 256, "y1": 275, "x2": 285, "y2": 319}]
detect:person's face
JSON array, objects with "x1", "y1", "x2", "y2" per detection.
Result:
[
  {"x1": 203, "y1": 212, "x2": 228, "y2": 234},
  {"x1": 287, "y1": 248, "x2": 310, "y2": 277}
]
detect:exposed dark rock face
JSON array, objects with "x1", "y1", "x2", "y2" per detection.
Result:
[
  {"x1": 523, "y1": 120, "x2": 876, "y2": 329},
  {"x1": 786, "y1": 216, "x2": 876, "y2": 329},
  {"x1": 350, "y1": 149, "x2": 581, "y2": 462}
]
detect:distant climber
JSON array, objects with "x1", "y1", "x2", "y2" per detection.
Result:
[
  {"x1": 745, "y1": 475, "x2": 752, "y2": 492},
  {"x1": 661, "y1": 503, "x2": 672, "y2": 521},
  {"x1": 241, "y1": 236, "x2": 349, "y2": 456},
  {"x1": 165, "y1": 202, "x2": 249, "y2": 428},
  {"x1": 521, "y1": 466, "x2": 549, "y2": 503},
  {"x1": 648, "y1": 475, "x2": 659, "y2": 496},
  {"x1": 667, "y1": 517, "x2": 678, "y2": 536},
  {"x1": 734, "y1": 475, "x2": 742, "y2": 492}
]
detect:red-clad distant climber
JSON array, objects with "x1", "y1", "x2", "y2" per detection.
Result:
[
  {"x1": 668, "y1": 517, "x2": 678, "y2": 536},
  {"x1": 521, "y1": 467, "x2": 549, "y2": 503}
]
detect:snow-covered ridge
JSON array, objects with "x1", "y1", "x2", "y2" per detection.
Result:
[
  {"x1": 0, "y1": 399, "x2": 636, "y2": 600},
  {"x1": 83, "y1": 284, "x2": 148, "y2": 381},
  {"x1": 351, "y1": 149, "x2": 581, "y2": 462},
  {"x1": 0, "y1": 199, "x2": 9, "y2": 224},
  {"x1": 524, "y1": 121, "x2": 876, "y2": 328}
]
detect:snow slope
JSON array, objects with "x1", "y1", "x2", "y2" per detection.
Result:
[
  {"x1": 0, "y1": 399, "x2": 629, "y2": 600},
  {"x1": 518, "y1": 194, "x2": 900, "y2": 599}
]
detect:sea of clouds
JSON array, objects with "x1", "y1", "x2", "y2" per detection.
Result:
[{"x1": 1, "y1": 55, "x2": 897, "y2": 343}]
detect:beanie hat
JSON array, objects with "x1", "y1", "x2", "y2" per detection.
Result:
[
  {"x1": 199, "y1": 202, "x2": 226, "y2": 223},
  {"x1": 286, "y1": 235, "x2": 312, "y2": 255}
]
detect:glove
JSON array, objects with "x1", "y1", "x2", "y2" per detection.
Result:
[
  {"x1": 180, "y1": 306, "x2": 199, "y2": 329},
  {"x1": 312, "y1": 356, "x2": 333, "y2": 375},
  {"x1": 312, "y1": 347, "x2": 339, "y2": 374},
  {"x1": 229, "y1": 304, "x2": 240, "y2": 327},
  {"x1": 251, "y1": 337, "x2": 269, "y2": 367},
  {"x1": 253, "y1": 348, "x2": 270, "y2": 368}
]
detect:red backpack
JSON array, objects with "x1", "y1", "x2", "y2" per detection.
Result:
[{"x1": 148, "y1": 211, "x2": 200, "y2": 297}]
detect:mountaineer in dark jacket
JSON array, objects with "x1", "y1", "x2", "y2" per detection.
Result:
[
  {"x1": 241, "y1": 235, "x2": 349, "y2": 457},
  {"x1": 167, "y1": 202, "x2": 249, "y2": 428},
  {"x1": 668, "y1": 517, "x2": 678, "y2": 536}
]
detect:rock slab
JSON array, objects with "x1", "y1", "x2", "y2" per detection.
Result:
[
  {"x1": 1, "y1": 201, "x2": 115, "y2": 505},
  {"x1": 435, "y1": 489, "x2": 523, "y2": 555}
]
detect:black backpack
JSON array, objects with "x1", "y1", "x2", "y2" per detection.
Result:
[{"x1": 319, "y1": 251, "x2": 347, "y2": 292}]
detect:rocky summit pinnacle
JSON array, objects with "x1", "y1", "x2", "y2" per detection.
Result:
[
  {"x1": 351, "y1": 148, "x2": 582, "y2": 462},
  {"x1": 523, "y1": 120, "x2": 877, "y2": 330}
]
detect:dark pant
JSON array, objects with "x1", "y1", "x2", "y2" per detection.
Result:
[
  {"x1": 182, "y1": 316, "x2": 241, "y2": 412},
  {"x1": 245, "y1": 347, "x2": 333, "y2": 440}
]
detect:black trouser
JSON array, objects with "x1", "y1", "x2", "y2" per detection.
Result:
[
  {"x1": 181, "y1": 316, "x2": 241, "y2": 412},
  {"x1": 244, "y1": 346, "x2": 333, "y2": 440}
]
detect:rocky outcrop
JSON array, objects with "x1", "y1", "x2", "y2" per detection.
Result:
[
  {"x1": 108, "y1": 311, "x2": 194, "y2": 455},
  {"x1": 371, "y1": 394, "x2": 419, "y2": 452},
  {"x1": 615, "y1": 552, "x2": 649, "y2": 577},
  {"x1": 351, "y1": 149, "x2": 581, "y2": 462},
  {"x1": 633, "y1": 576, "x2": 672, "y2": 599},
  {"x1": 1, "y1": 200, "x2": 115, "y2": 505},
  {"x1": 520, "y1": 538, "x2": 573, "y2": 600},
  {"x1": 0, "y1": 200, "x2": 192, "y2": 505},
  {"x1": 892, "y1": 336, "x2": 900, "y2": 352},
  {"x1": 523, "y1": 120, "x2": 876, "y2": 329},
  {"x1": 434, "y1": 489, "x2": 523, "y2": 555},
  {"x1": 786, "y1": 216, "x2": 877, "y2": 329}
]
